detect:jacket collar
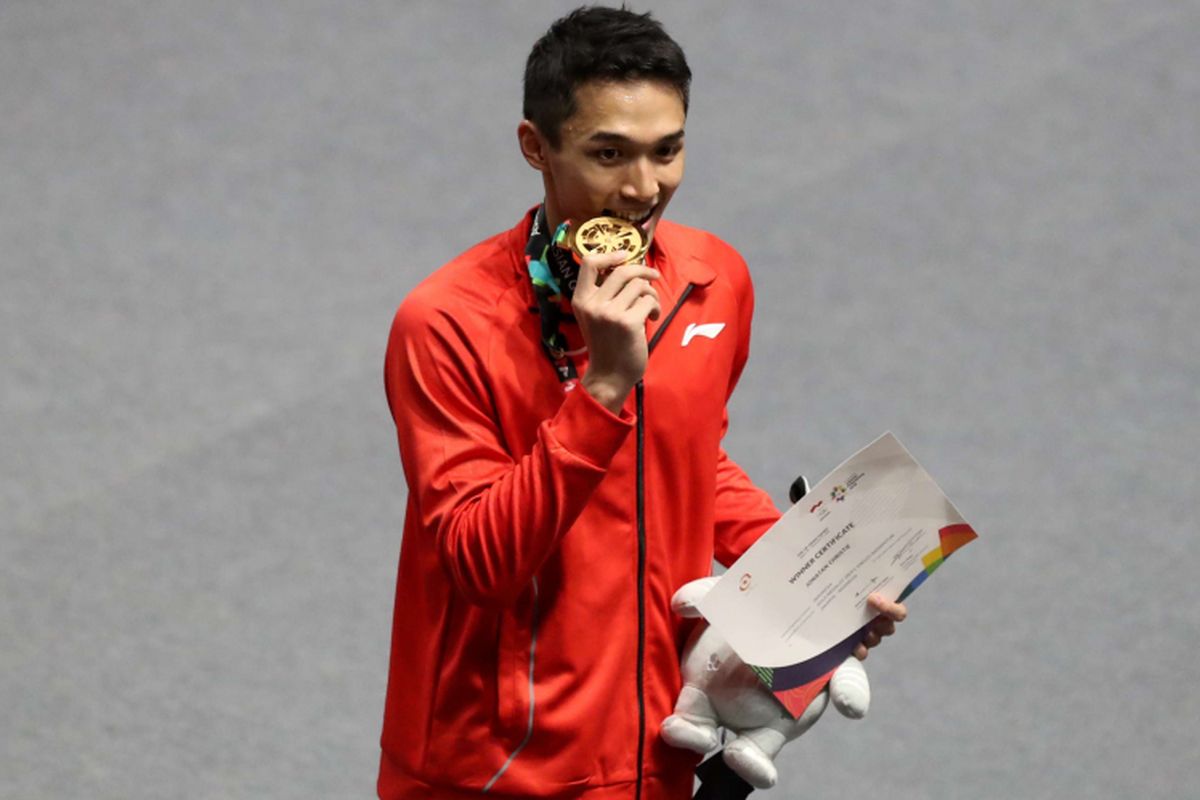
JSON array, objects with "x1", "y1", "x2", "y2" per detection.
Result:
[{"x1": 651, "y1": 219, "x2": 717, "y2": 288}]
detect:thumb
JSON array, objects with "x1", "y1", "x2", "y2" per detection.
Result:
[{"x1": 574, "y1": 250, "x2": 629, "y2": 299}]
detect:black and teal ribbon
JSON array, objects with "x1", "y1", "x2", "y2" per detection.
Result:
[{"x1": 525, "y1": 205, "x2": 580, "y2": 383}]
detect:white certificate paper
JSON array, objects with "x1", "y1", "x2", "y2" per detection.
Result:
[{"x1": 696, "y1": 432, "x2": 977, "y2": 716}]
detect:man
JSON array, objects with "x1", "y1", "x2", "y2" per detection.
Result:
[{"x1": 379, "y1": 7, "x2": 904, "y2": 799}]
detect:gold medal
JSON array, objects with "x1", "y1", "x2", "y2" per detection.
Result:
[{"x1": 565, "y1": 216, "x2": 649, "y2": 264}]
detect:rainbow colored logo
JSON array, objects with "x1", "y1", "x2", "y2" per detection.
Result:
[{"x1": 897, "y1": 523, "x2": 977, "y2": 602}]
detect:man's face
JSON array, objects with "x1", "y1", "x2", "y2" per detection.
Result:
[{"x1": 532, "y1": 79, "x2": 686, "y2": 245}]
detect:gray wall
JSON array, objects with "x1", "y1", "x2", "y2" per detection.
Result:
[{"x1": 4, "y1": 2, "x2": 1197, "y2": 798}]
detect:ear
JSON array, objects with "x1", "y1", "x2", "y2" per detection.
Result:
[
  {"x1": 670, "y1": 576, "x2": 721, "y2": 618},
  {"x1": 517, "y1": 120, "x2": 551, "y2": 172}
]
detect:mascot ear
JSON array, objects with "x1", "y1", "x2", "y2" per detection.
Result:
[{"x1": 670, "y1": 576, "x2": 722, "y2": 618}]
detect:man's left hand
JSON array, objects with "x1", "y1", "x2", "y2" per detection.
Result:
[{"x1": 854, "y1": 594, "x2": 907, "y2": 660}]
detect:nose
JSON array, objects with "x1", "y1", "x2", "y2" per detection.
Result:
[{"x1": 621, "y1": 157, "x2": 659, "y2": 203}]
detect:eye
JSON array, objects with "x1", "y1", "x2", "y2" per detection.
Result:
[
  {"x1": 594, "y1": 147, "x2": 621, "y2": 163},
  {"x1": 656, "y1": 142, "x2": 683, "y2": 161}
]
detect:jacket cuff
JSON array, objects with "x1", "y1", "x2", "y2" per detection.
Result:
[{"x1": 546, "y1": 385, "x2": 635, "y2": 469}]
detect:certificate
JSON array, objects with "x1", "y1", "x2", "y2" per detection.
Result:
[{"x1": 696, "y1": 432, "x2": 977, "y2": 717}]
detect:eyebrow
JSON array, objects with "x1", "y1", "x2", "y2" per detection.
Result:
[{"x1": 586, "y1": 129, "x2": 686, "y2": 145}]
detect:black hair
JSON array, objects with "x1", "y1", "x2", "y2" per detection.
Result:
[{"x1": 523, "y1": 5, "x2": 691, "y2": 148}]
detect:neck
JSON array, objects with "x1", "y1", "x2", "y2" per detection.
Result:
[{"x1": 541, "y1": 198, "x2": 564, "y2": 234}]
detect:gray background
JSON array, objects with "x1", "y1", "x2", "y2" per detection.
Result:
[{"x1": 3, "y1": 2, "x2": 1197, "y2": 798}]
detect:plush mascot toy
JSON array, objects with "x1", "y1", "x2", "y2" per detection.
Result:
[{"x1": 661, "y1": 576, "x2": 872, "y2": 790}]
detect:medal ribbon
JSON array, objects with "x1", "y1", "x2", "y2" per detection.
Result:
[{"x1": 525, "y1": 205, "x2": 582, "y2": 385}]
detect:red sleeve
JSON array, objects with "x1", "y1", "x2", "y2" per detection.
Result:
[
  {"x1": 712, "y1": 422, "x2": 782, "y2": 567},
  {"x1": 384, "y1": 291, "x2": 634, "y2": 606},
  {"x1": 711, "y1": 244, "x2": 782, "y2": 566}
]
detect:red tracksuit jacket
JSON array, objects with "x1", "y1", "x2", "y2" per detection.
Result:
[{"x1": 379, "y1": 210, "x2": 780, "y2": 799}]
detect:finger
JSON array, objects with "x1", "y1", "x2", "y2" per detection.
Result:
[
  {"x1": 629, "y1": 290, "x2": 662, "y2": 323},
  {"x1": 867, "y1": 594, "x2": 908, "y2": 622},
  {"x1": 599, "y1": 283, "x2": 659, "y2": 329},
  {"x1": 593, "y1": 263, "x2": 661, "y2": 302},
  {"x1": 611, "y1": 277, "x2": 659, "y2": 311},
  {"x1": 854, "y1": 644, "x2": 868, "y2": 661},
  {"x1": 885, "y1": 601, "x2": 908, "y2": 622},
  {"x1": 874, "y1": 619, "x2": 896, "y2": 637},
  {"x1": 580, "y1": 250, "x2": 630, "y2": 273},
  {"x1": 574, "y1": 251, "x2": 632, "y2": 299},
  {"x1": 861, "y1": 630, "x2": 882, "y2": 649},
  {"x1": 604, "y1": 285, "x2": 660, "y2": 329}
]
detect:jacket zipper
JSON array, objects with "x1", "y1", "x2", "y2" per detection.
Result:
[
  {"x1": 634, "y1": 283, "x2": 695, "y2": 800},
  {"x1": 484, "y1": 578, "x2": 540, "y2": 793}
]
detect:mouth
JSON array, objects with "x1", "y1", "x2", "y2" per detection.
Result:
[{"x1": 603, "y1": 204, "x2": 658, "y2": 231}]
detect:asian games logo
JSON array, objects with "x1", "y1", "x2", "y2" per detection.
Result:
[
  {"x1": 738, "y1": 573, "x2": 752, "y2": 591},
  {"x1": 829, "y1": 472, "x2": 866, "y2": 504}
]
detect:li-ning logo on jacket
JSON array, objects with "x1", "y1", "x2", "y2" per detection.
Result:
[{"x1": 681, "y1": 322, "x2": 726, "y2": 347}]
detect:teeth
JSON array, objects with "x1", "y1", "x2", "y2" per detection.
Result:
[{"x1": 609, "y1": 208, "x2": 653, "y2": 223}]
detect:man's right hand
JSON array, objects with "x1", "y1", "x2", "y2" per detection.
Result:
[{"x1": 572, "y1": 250, "x2": 662, "y2": 414}]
